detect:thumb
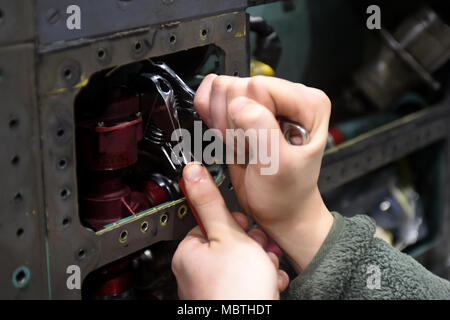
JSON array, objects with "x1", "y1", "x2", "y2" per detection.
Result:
[{"x1": 182, "y1": 162, "x2": 243, "y2": 241}]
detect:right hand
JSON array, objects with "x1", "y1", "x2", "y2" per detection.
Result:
[
  {"x1": 172, "y1": 163, "x2": 289, "y2": 299},
  {"x1": 194, "y1": 75, "x2": 334, "y2": 271}
]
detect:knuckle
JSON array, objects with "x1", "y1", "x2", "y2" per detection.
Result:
[
  {"x1": 247, "y1": 76, "x2": 267, "y2": 92},
  {"x1": 212, "y1": 75, "x2": 231, "y2": 92},
  {"x1": 309, "y1": 88, "x2": 332, "y2": 112}
]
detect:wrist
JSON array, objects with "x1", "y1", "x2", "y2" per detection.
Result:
[{"x1": 259, "y1": 188, "x2": 334, "y2": 273}]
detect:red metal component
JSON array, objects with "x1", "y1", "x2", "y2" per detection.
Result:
[
  {"x1": 328, "y1": 126, "x2": 346, "y2": 146},
  {"x1": 94, "y1": 272, "x2": 133, "y2": 298},
  {"x1": 78, "y1": 87, "x2": 175, "y2": 299},
  {"x1": 142, "y1": 180, "x2": 168, "y2": 207},
  {"x1": 78, "y1": 117, "x2": 143, "y2": 171},
  {"x1": 78, "y1": 88, "x2": 170, "y2": 230}
]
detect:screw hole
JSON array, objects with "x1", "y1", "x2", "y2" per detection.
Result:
[
  {"x1": 58, "y1": 158, "x2": 68, "y2": 170},
  {"x1": 97, "y1": 48, "x2": 106, "y2": 59},
  {"x1": 63, "y1": 68, "x2": 72, "y2": 80},
  {"x1": 226, "y1": 24, "x2": 233, "y2": 32},
  {"x1": 119, "y1": 230, "x2": 128, "y2": 243},
  {"x1": 160, "y1": 213, "x2": 169, "y2": 226},
  {"x1": 56, "y1": 128, "x2": 65, "y2": 138},
  {"x1": 200, "y1": 28, "x2": 208, "y2": 40},
  {"x1": 9, "y1": 118, "x2": 19, "y2": 130},
  {"x1": 233, "y1": 71, "x2": 239, "y2": 76},
  {"x1": 78, "y1": 249, "x2": 86, "y2": 260},
  {"x1": 12, "y1": 266, "x2": 30, "y2": 288},
  {"x1": 178, "y1": 205, "x2": 188, "y2": 219},
  {"x1": 134, "y1": 41, "x2": 143, "y2": 51},
  {"x1": 11, "y1": 155, "x2": 19, "y2": 166},
  {"x1": 62, "y1": 217, "x2": 71, "y2": 228},
  {"x1": 140, "y1": 221, "x2": 149, "y2": 233},
  {"x1": 16, "y1": 228, "x2": 24, "y2": 237},
  {"x1": 59, "y1": 188, "x2": 71, "y2": 200},
  {"x1": 14, "y1": 192, "x2": 23, "y2": 203},
  {"x1": 169, "y1": 34, "x2": 176, "y2": 44}
]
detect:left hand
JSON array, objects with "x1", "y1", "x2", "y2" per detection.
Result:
[{"x1": 172, "y1": 162, "x2": 289, "y2": 299}]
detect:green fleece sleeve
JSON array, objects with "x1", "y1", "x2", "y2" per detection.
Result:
[{"x1": 287, "y1": 212, "x2": 450, "y2": 299}]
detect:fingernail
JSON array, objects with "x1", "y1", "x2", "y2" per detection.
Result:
[{"x1": 183, "y1": 162, "x2": 205, "y2": 182}]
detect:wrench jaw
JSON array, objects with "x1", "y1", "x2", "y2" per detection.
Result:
[
  {"x1": 148, "y1": 60, "x2": 201, "y2": 120},
  {"x1": 139, "y1": 72, "x2": 193, "y2": 179}
]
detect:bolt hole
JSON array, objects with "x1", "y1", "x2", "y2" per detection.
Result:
[
  {"x1": 97, "y1": 48, "x2": 106, "y2": 59},
  {"x1": 16, "y1": 228, "x2": 24, "y2": 237},
  {"x1": 16, "y1": 271, "x2": 26, "y2": 284},
  {"x1": 160, "y1": 213, "x2": 169, "y2": 226},
  {"x1": 178, "y1": 205, "x2": 188, "y2": 219},
  {"x1": 233, "y1": 71, "x2": 239, "y2": 76},
  {"x1": 12, "y1": 266, "x2": 30, "y2": 288},
  {"x1": 56, "y1": 128, "x2": 65, "y2": 138},
  {"x1": 119, "y1": 230, "x2": 128, "y2": 243},
  {"x1": 14, "y1": 192, "x2": 23, "y2": 203},
  {"x1": 140, "y1": 221, "x2": 149, "y2": 233},
  {"x1": 58, "y1": 158, "x2": 68, "y2": 170},
  {"x1": 62, "y1": 217, "x2": 71, "y2": 228},
  {"x1": 169, "y1": 34, "x2": 176, "y2": 44},
  {"x1": 9, "y1": 118, "x2": 19, "y2": 130},
  {"x1": 226, "y1": 24, "x2": 233, "y2": 32},
  {"x1": 200, "y1": 28, "x2": 208, "y2": 39},
  {"x1": 63, "y1": 68, "x2": 72, "y2": 80},
  {"x1": 11, "y1": 155, "x2": 19, "y2": 166},
  {"x1": 78, "y1": 249, "x2": 86, "y2": 260},
  {"x1": 134, "y1": 41, "x2": 142, "y2": 51},
  {"x1": 59, "y1": 188, "x2": 71, "y2": 200}
]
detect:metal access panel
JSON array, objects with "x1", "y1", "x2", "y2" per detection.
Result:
[{"x1": 0, "y1": 0, "x2": 272, "y2": 300}]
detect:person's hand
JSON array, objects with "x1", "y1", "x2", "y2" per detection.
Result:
[
  {"x1": 172, "y1": 162, "x2": 289, "y2": 299},
  {"x1": 194, "y1": 75, "x2": 334, "y2": 272}
]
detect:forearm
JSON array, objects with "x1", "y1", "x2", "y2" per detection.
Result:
[
  {"x1": 286, "y1": 212, "x2": 450, "y2": 299},
  {"x1": 260, "y1": 188, "x2": 334, "y2": 273}
]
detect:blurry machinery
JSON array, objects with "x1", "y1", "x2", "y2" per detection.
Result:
[{"x1": 342, "y1": 6, "x2": 450, "y2": 112}]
